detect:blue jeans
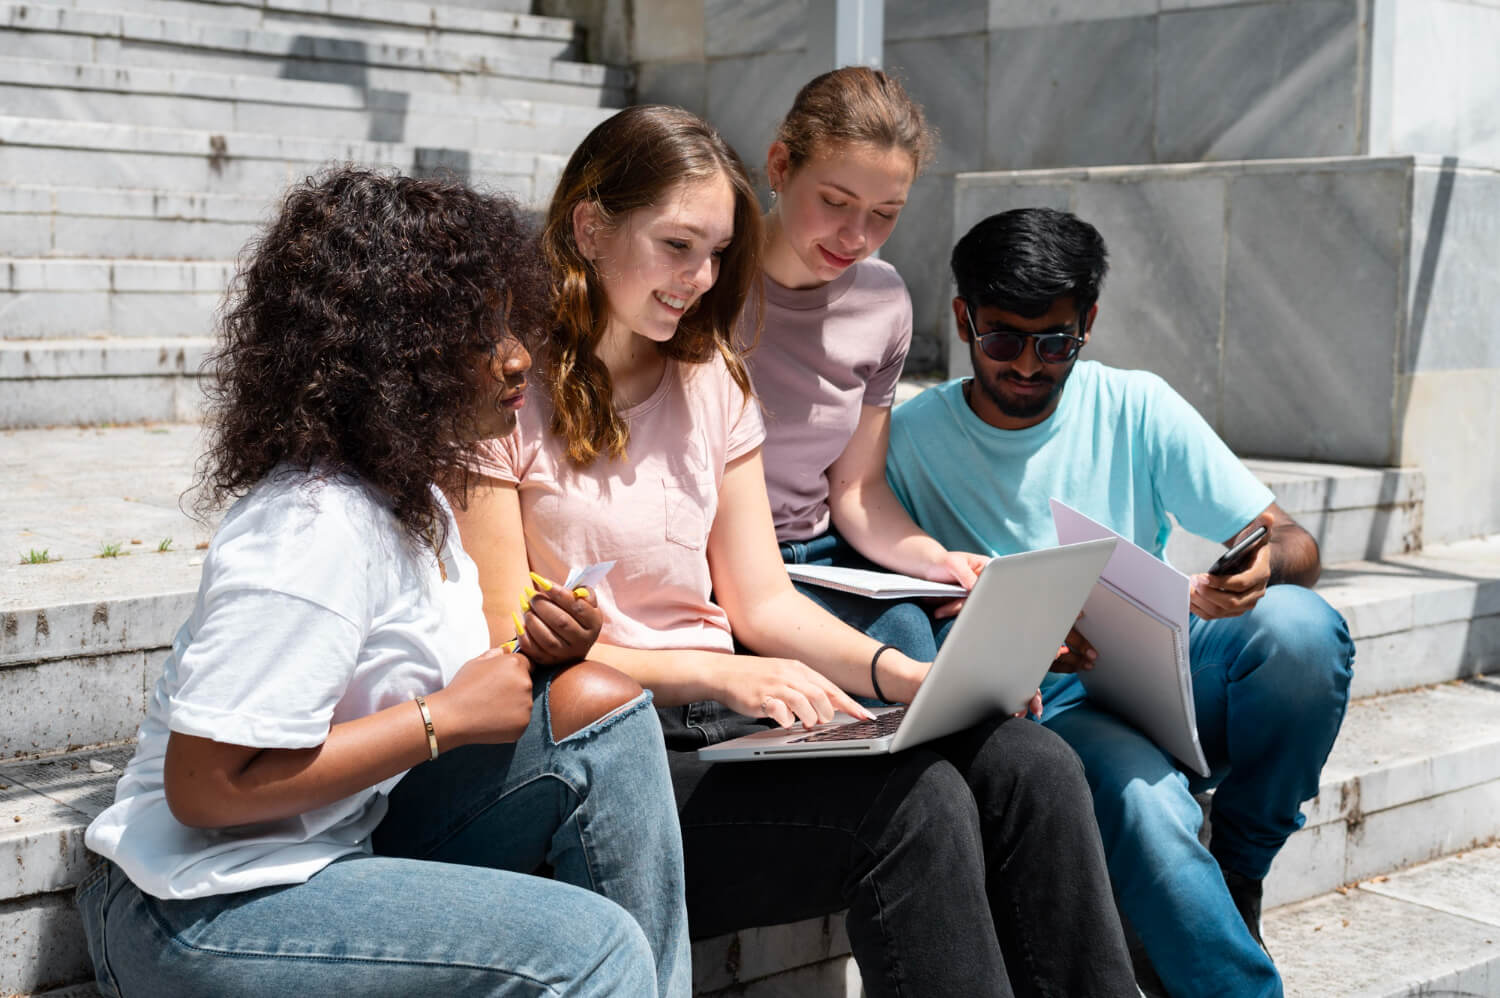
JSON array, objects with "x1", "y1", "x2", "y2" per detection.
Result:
[
  {"x1": 780, "y1": 528, "x2": 940, "y2": 672},
  {"x1": 1042, "y1": 585, "x2": 1355, "y2": 998},
  {"x1": 76, "y1": 676, "x2": 691, "y2": 998}
]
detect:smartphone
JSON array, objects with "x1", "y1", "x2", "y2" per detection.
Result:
[{"x1": 1207, "y1": 525, "x2": 1269, "y2": 576}]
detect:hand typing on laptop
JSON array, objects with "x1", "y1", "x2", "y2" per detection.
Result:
[{"x1": 710, "y1": 654, "x2": 876, "y2": 729}]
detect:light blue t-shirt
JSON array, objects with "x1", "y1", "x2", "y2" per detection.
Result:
[{"x1": 886, "y1": 362, "x2": 1274, "y2": 709}]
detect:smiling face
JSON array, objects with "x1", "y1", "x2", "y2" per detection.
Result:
[
  {"x1": 763, "y1": 140, "x2": 915, "y2": 289},
  {"x1": 577, "y1": 173, "x2": 737, "y2": 349}
]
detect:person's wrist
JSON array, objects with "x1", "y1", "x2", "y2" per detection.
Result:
[
  {"x1": 421, "y1": 688, "x2": 469, "y2": 752},
  {"x1": 880, "y1": 652, "x2": 927, "y2": 704}
]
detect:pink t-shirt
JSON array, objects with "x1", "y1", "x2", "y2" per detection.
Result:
[
  {"x1": 743, "y1": 258, "x2": 912, "y2": 542},
  {"x1": 472, "y1": 356, "x2": 765, "y2": 653}
]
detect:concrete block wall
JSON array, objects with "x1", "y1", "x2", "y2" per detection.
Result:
[
  {"x1": 614, "y1": 0, "x2": 1500, "y2": 373},
  {"x1": 950, "y1": 155, "x2": 1500, "y2": 546}
]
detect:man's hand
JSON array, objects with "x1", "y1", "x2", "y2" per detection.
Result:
[
  {"x1": 1190, "y1": 513, "x2": 1276, "y2": 619},
  {"x1": 1048, "y1": 618, "x2": 1098, "y2": 673}
]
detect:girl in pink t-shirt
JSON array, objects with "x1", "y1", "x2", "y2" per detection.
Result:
[{"x1": 459, "y1": 103, "x2": 1136, "y2": 998}]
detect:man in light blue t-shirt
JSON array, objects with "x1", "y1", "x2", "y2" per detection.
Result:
[{"x1": 887, "y1": 208, "x2": 1354, "y2": 998}]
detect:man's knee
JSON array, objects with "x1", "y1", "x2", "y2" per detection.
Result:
[
  {"x1": 548, "y1": 661, "x2": 643, "y2": 741},
  {"x1": 1248, "y1": 586, "x2": 1354, "y2": 691}
]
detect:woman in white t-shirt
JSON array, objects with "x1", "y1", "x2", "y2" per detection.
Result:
[
  {"x1": 75, "y1": 168, "x2": 690, "y2": 998},
  {"x1": 458, "y1": 106, "x2": 1137, "y2": 997}
]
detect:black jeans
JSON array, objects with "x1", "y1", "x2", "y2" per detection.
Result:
[{"x1": 660, "y1": 703, "x2": 1137, "y2": 998}]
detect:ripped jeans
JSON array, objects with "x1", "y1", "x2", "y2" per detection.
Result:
[{"x1": 75, "y1": 673, "x2": 691, "y2": 998}]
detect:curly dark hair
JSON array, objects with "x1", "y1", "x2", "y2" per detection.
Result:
[{"x1": 196, "y1": 166, "x2": 549, "y2": 546}]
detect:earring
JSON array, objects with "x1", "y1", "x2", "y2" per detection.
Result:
[{"x1": 768, "y1": 188, "x2": 778, "y2": 213}]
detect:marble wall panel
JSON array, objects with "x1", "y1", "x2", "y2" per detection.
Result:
[
  {"x1": 887, "y1": 0, "x2": 986, "y2": 40},
  {"x1": 1219, "y1": 166, "x2": 1407, "y2": 466},
  {"x1": 1397, "y1": 369, "x2": 1500, "y2": 545},
  {"x1": 881, "y1": 172, "x2": 955, "y2": 373},
  {"x1": 704, "y1": 0, "x2": 804, "y2": 58},
  {"x1": 636, "y1": 58, "x2": 709, "y2": 117},
  {"x1": 1156, "y1": 1, "x2": 1361, "y2": 163},
  {"x1": 631, "y1": 0, "x2": 705, "y2": 62},
  {"x1": 1404, "y1": 164, "x2": 1500, "y2": 373},
  {"x1": 984, "y1": 16, "x2": 1156, "y2": 170},
  {"x1": 886, "y1": 33, "x2": 987, "y2": 174},
  {"x1": 1387, "y1": 0, "x2": 1500, "y2": 164},
  {"x1": 987, "y1": 0, "x2": 1157, "y2": 29},
  {"x1": 705, "y1": 48, "x2": 817, "y2": 182},
  {"x1": 1072, "y1": 174, "x2": 1228, "y2": 423}
]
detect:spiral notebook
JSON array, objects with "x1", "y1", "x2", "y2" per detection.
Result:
[{"x1": 1050, "y1": 500, "x2": 1210, "y2": 777}]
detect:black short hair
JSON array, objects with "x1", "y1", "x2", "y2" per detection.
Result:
[{"x1": 950, "y1": 207, "x2": 1109, "y2": 318}]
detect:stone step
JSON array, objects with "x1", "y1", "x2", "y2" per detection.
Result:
[
  {"x1": 1316, "y1": 535, "x2": 1500, "y2": 699},
  {"x1": 0, "y1": 2, "x2": 630, "y2": 105},
  {"x1": 1267, "y1": 842, "x2": 1500, "y2": 997},
  {"x1": 1167, "y1": 459, "x2": 1424, "y2": 569},
  {"x1": 0, "y1": 115, "x2": 561, "y2": 210},
  {"x1": 1264, "y1": 676, "x2": 1500, "y2": 908},
  {"x1": 0, "y1": 183, "x2": 268, "y2": 261},
  {"x1": 0, "y1": 256, "x2": 232, "y2": 340},
  {"x1": 0, "y1": 56, "x2": 615, "y2": 165},
  {"x1": 38, "y1": 0, "x2": 582, "y2": 62},
  {"x1": 0, "y1": 337, "x2": 211, "y2": 428}
]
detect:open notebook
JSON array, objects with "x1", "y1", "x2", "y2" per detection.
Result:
[
  {"x1": 1051, "y1": 500, "x2": 1211, "y2": 777},
  {"x1": 784, "y1": 563, "x2": 965, "y2": 599}
]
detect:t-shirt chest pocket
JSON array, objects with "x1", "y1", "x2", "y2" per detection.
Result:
[{"x1": 663, "y1": 474, "x2": 716, "y2": 550}]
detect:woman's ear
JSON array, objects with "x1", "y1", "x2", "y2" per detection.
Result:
[{"x1": 572, "y1": 201, "x2": 601, "y2": 260}]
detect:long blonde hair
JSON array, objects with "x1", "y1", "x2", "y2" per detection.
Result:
[{"x1": 540, "y1": 105, "x2": 763, "y2": 466}]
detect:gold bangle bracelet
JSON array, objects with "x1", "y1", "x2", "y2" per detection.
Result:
[{"x1": 414, "y1": 695, "x2": 439, "y2": 760}]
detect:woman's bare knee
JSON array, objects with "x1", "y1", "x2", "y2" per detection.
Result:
[{"x1": 548, "y1": 661, "x2": 643, "y2": 740}]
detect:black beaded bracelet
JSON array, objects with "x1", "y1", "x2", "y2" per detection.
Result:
[{"x1": 870, "y1": 643, "x2": 897, "y2": 704}]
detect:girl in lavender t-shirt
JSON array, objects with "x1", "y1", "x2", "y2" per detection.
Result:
[
  {"x1": 746, "y1": 67, "x2": 992, "y2": 665},
  {"x1": 458, "y1": 100, "x2": 1137, "y2": 998}
]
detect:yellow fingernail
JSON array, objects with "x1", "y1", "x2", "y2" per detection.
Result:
[
  {"x1": 523, "y1": 585, "x2": 538, "y2": 601},
  {"x1": 573, "y1": 586, "x2": 589, "y2": 599},
  {"x1": 520, "y1": 593, "x2": 531, "y2": 613},
  {"x1": 502, "y1": 640, "x2": 517, "y2": 653},
  {"x1": 528, "y1": 572, "x2": 553, "y2": 591},
  {"x1": 511, "y1": 610, "x2": 525, "y2": 635}
]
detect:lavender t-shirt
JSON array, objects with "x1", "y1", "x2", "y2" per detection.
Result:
[{"x1": 744, "y1": 258, "x2": 911, "y2": 542}]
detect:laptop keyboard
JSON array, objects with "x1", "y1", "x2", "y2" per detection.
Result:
[{"x1": 792, "y1": 706, "x2": 908, "y2": 743}]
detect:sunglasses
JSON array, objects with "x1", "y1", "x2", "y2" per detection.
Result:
[{"x1": 965, "y1": 303, "x2": 1086, "y2": 364}]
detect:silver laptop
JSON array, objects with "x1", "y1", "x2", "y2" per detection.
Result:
[{"x1": 697, "y1": 538, "x2": 1118, "y2": 761}]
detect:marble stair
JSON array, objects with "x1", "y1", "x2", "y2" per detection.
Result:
[
  {"x1": 4, "y1": 426, "x2": 1499, "y2": 996},
  {"x1": 0, "y1": 0, "x2": 623, "y2": 430}
]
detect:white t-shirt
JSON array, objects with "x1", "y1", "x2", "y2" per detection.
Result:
[{"x1": 85, "y1": 471, "x2": 490, "y2": 900}]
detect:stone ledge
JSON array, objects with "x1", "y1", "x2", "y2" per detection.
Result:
[
  {"x1": 1267, "y1": 843, "x2": 1500, "y2": 997},
  {"x1": 0, "y1": 55, "x2": 615, "y2": 148},
  {"x1": 1, "y1": 0, "x2": 632, "y2": 89}
]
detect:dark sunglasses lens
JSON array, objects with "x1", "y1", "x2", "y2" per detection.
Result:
[
  {"x1": 1037, "y1": 336, "x2": 1078, "y2": 363},
  {"x1": 979, "y1": 333, "x2": 1025, "y2": 362}
]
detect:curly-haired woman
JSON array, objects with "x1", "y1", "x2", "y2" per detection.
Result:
[
  {"x1": 75, "y1": 167, "x2": 690, "y2": 998},
  {"x1": 456, "y1": 106, "x2": 1135, "y2": 998}
]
